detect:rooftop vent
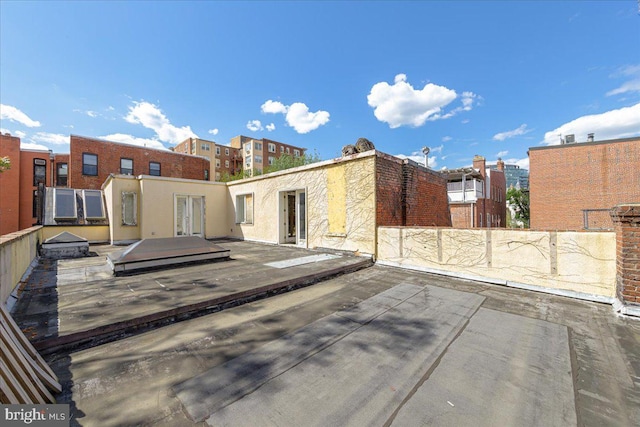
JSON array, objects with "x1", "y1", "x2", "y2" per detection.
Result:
[
  {"x1": 587, "y1": 133, "x2": 594, "y2": 142},
  {"x1": 565, "y1": 134, "x2": 576, "y2": 144}
]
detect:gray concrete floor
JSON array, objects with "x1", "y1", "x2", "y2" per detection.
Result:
[{"x1": 12, "y1": 241, "x2": 640, "y2": 426}]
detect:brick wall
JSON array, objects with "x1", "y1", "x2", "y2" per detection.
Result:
[
  {"x1": 68, "y1": 136, "x2": 211, "y2": 190},
  {"x1": 0, "y1": 134, "x2": 21, "y2": 234},
  {"x1": 530, "y1": 137, "x2": 640, "y2": 230},
  {"x1": 611, "y1": 204, "x2": 640, "y2": 305},
  {"x1": 375, "y1": 153, "x2": 451, "y2": 227}
]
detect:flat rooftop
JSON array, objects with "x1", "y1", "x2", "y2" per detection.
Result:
[{"x1": 10, "y1": 240, "x2": 640, "y2": 426}]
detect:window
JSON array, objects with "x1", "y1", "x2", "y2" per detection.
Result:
[
  {"x1": 479, "y1": 213, "x2": 483, "y2": 227},
  {"x1": 120, "y1": 158, "x2": 133, "y2": 175},
  {"x1": 32, "y1": 190, "x2": 39, "y2": 218},
  {"x1": 254, "y1": 142, "x2": 262, "y2": 150},
  {"x1": 191, "y1": 141, "x2": 196, "y2": 153},
  {"x1": 293, "y1": 149, "x2": 300, "y2": 157},
  {"x1": 204, "y1": 169, "x2": 209, "y2": 181},
  {"x1": 225, "y1": 147, "x2": 229, "y2": 156},
  {"x1": 236, "y1": 194, "x2": 254, "y2": 224},
  {"x1": 268, "y1": 156, "x2": 275, "y2": 165},
  {"x1": 244, "y1": 143, "x2": 251, "y2": 154},
  {"x1": 254, "y1": 155, "x2": 262, "y2": 163},
  {"x1": 122, "y1": 192, "x2": 137, "y2": 226},
  {"x1": 215, "y1": 172, "x2": 221, "y2": 181},
  {"x1": 245, "y1": 158, "x2": 252, "y2": 168},
  {"x1": 56, "y1": 163, "x2": 68, "y2": 186},
  {"x1": 33, "y1": 158, "x2": 46, "y2": 186},
  {"x1": 280, "y1": 146, "x2": 285, "y2": 153},
  {"x1": 286, "y1": 147, "x2": 290, "y2": 154},
  {"x1": 268, "y1": 143, "x2": 276, "y2": 153},
  {"x1": 54, "y1": 188, "x2": 77, "y2": 220},
  {"x1": 201, "y1": 143, "x2": 211, "y2": 151},
  {"x1": 83, "y1": 190, "x2": 105, "y2": 220},
  {"x1": 225, "y1": 160, "x2": 229, "y2": 168},
  {"x1": 83, "y1": 153, "x2": 98, "y2": 176},
  {"x1": 215, "y1": 146, "x2": 220, "y2": 155},
  {"x1": 149, "y1": 162, "x2": 161, "y2": 176},
  {"x1": 216, "y1": 159, "x2": 221, "y2": 168}
]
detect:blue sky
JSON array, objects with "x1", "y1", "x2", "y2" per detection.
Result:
[{"x1": 1, "y1": 1, "x2": 639, "y2": 170}]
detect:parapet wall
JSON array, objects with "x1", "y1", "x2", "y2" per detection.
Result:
[
  {"x1": 377, "y1": 227, "x2": 616, "y2": 302},
  {"x1": 0, "y1": 226, "x2": 42, "y2": 306}
]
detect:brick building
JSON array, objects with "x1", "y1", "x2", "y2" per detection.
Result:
[
  {"x1": 375, "y1": 153, "x2": 451, "y2": 226},
  {"x1": 529, "y1": 136, "x2": 640, "y2": 230},
  {"x1": 443, "y1": 155, "x2": 507, "y2": 228},
  {"x1": 172, "y1": 137, "x2": 242, "y2": 181},
  {"x1": 230, "y1": 135, "x2": 306, "y2": 177},
  {"x1": 0, "y1": 134, "x2": 54, "y2": 234},
  {"x1": 67, "y1": 135, "x2": 211, "y2": 190}
]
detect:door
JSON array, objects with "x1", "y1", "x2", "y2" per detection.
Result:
[
  {"x1": 280, "y1": 190, "x2": 306, "y2": 246},
  {"x1": 175, "y1": 195, "x2": 204, "y2": 237}
]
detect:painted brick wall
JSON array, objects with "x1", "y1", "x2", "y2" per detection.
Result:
[
  {"x1": 68, "y1": 136, "x2": 211, "y2": 190},
  {"x1": 0, "y1": 134, "x2": 21, "y2": 234},
  {"x1": 375, "y1": 153, "x2": 451, "y2": 227},
  {"x1": 530, "y1": 137, "x2": 640, "y2": 230}
]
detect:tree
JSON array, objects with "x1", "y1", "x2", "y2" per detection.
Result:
[
  {"x1": 506, "y1": 187, "x2": 530, "y2": 228},
  {"x1": 265, "y1": 150, "x2": 321, "y2": 174},
  {"x1": 0, "y1": 156, "x2": 11, "y2": 173}
]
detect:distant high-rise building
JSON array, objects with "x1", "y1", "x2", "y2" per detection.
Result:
[{"x1": 488, "y1": 161, "x2": 529, "y2": 190}]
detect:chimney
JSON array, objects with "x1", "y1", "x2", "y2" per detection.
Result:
[
  {"x1": 473, "y1": 155, "x2": 486, "y2": 179},
  {"x1": 587, "y1": 133, "x2": 594, "y2": 142},
  {"x1": 497, "y1": 157, "x2": 505, "y2": 171}
]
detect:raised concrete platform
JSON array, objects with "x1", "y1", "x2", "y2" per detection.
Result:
[
  {"x1": 11, "y1": 240, "x2": 372, "y2": 353},
  {"x1": 107, "y1": 236, "x2": 230, "y2": 274},
  {"x1": 41, "y1": 231, "x2": 89, "y2": 259}
]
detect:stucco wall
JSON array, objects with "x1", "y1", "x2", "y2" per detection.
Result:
[
  {"x1": 0, "y1": 226, "x2": 42, "y2": 305},
  {"x1": 227, "y1": 153, "x2": 377, "y2": 255},
  {"x1": 103, "y1": 175, "x2": 142, "y2": 243},
  {"x1": 377, "y1": 227, "x2": 616, "y2": 301}
]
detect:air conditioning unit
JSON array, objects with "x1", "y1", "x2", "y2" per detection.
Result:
[{"x1": 565, "y1": 134, "x2": 575, "y2": 144}]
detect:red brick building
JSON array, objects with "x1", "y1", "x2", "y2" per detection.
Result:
[
  {"x1": 375, "y1": 153, "x2": 451, "y2": 227},
  {"x1": 0, "y1": 134, "x2": 54, "y2": 234},
  {"x1": 67, "y1": 135, "x2": 211, "y2": 190},
  {"x1": 443, "y1": 155, "x2": 507, "y2": 228},
  {"x1": 529, "y1": 136, "x2": 640, "y2": 230}
]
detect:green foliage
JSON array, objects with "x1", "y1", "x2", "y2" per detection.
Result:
[
  {"x1": 219, "y1": 169, "x2": 251, "y2": 182},
  {"x1": 506, "y1": 187, "x2": 530, "y2": 228},
  {"x1": 0, "y1": 156, "x2": 11, "y2": 173},
  {"x1": 265, "y1": 150, "x2": 321, "y2": 174}
]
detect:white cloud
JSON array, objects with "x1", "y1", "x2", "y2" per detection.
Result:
[
  {"x1": 266, "y1": 123, "x2": 276, "y2": 132},
  {"x1": 246, "y1": 120, "x2": 264, "y2": 132},
  {"x1": 125, "y1": 101, "x2": 197, "y2": 144},
  {"x1": 367, "y1": 74, "x2": 477, "y2": 128},
  {"x1": 261, "y1": 100, "x2": 330, "y2": 134},
  {"x1": 101, "y1": 133, "x2": 168, "y2": 151},
  {"x1": 261, "y1": 100, "x2": 288, "y2": 114},
  {"x1": 606, "y1": 64, "x2": 640, "y2": 96},
  {"x1": 493, "y1": 124, "x2": 531, "y2": 141},
  {"x1": 430, "y1": 144, "x2": 444, "y2": 154},
  {"x1": 442, "y1": 136, "x2": 452, "y2": 142},
  {"x1": 0, "y1": 127, "x2": 10, "y2": 135},
  {"x1": 496, "y1": 150, "x2": 509, "y2": 158},
  {"x1": 395, "y1": 151, "x2": 438, "y2": 168},
  {"x1": 542, "y1": 103, "x2": 640, "y2": 145},
  {"x1": 285, "y1": 103, "x2": 330, "y2": 134},
  {"x1": 14, "y1": 130, "x2": 27, "y2": 138},
  {"x1": 20, "y1": 142, "x2": 49, "y2": 151},
  {"x1": 87, "y1": 110, "x2": 98, "y2": 118},
  {"x1": 208, "y1": 128, "x2": 219, "y2": 135},
  {"x1": 31, "y1": 132, "x2": 69, "y2": 145},
  {"x1": 502, "y1": 157, "x2": 530, "y2": 170},
  {"x1": 0, "y1": 104, "x2": 41, "y2": 127}
]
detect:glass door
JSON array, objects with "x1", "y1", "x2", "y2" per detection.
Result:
[{"x1": 174, "y1": 195, "x2": 204, "y2": 237}]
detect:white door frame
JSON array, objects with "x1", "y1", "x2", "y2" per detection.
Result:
[
  {"x1": 278, "y1": 188, "x2": 307, "y2": 247},
  {"x1": 174, "y1": 194, "x2": 205, "y2": 237}
]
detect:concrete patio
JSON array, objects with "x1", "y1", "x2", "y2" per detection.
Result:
[{"x1": 10, "y1": 240, "x2": 640, "y2": 426}]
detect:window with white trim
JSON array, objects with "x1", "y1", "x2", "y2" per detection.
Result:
[
  {"x1": 268, "y1": 143, "x2": 276, "y2": 153},
  {"x1": 122, "y1": 192, "x2": 137, "y2": 226},
  {"x1": 293, "y1": 149, "x2": 300, "y2": 157},
  {"x1": 235, "y1": 194, "x2": 254, "y2": 224}
]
